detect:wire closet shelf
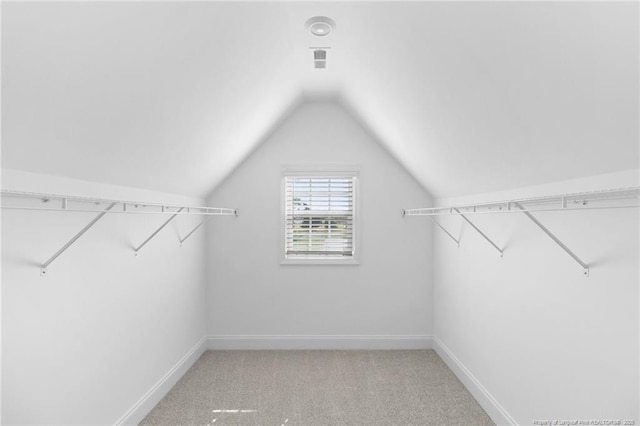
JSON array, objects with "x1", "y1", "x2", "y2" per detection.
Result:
[
  {"x1": 1, "y1": 190, "x2": 238, "y2": 216},
  {"x1": 1, "y1": 190, "x2": 238, "y2": 275},
  {"x1": 402, "y1": 187, "x2": 640, "y2": 217},
  {"x1": 402, "y1": 186, "x2": 640, "y2": 277}
]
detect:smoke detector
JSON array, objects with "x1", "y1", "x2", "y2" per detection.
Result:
[{"x1": 305, "y1": 16, "x2": 336, "y2": 37}]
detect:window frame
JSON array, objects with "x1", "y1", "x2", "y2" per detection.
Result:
[{"x1": 280, "y1": 165, "x2": 361, "y2": 266}]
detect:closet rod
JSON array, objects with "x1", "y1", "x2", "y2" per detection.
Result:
[
  {"x1": 402, "y1": 186, "x2": 639, "y2": 217},
  {"x1": 1, "y1": 190, "x2": 238, "y2": 216}
]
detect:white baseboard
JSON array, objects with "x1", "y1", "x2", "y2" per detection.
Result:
[
  {"x1": 206, "y1": 334, "x2": 433, "y2": 350},
  {"x1": 432, "y1": 336, "x2": 517, "y2": 426},
  {"x1": 114, "y1": 336, "x2": 208, "y2": 426}
]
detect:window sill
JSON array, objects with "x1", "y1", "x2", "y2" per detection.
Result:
[{"x1": 280, "y1": 258, "x2": 360, "y2": 266}]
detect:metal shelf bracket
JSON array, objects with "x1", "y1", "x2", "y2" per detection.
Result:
[
  {"x1": 513, "y1": 202, "x2": 589, "y2": 276},
  {"x1": 430, "y1": 217, "x2": 460, "y2": 247},
  {"x1": 134, "y1": 208, "x2": 184, "y2": 256},
  {"x1": 453, "y1": 208, "x2": 504, "y2": 257},
  {"x1": 179, "y1": 216, "x2": 212, "y2": 247},
  {"x1": 40, "y1": 202, "x2": 117, "y2": 275},
  {"x1": 178, "y1": 209, "x2": 238, "y2": 247}
]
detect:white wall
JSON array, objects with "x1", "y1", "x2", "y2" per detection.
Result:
[
  {"x1": 205, "y1": 100, "x2": 434, "y2": 348},
  {"x1": 433, "y1": 170, "x2": 639, "y2": 424},
  {"x1": 1, "y1": 169, "x2": 209, "y2": 425}
]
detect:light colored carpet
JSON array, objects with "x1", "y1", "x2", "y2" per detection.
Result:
[{"x1": 140, "y1": 350, "x2": 494, "y2": 425}]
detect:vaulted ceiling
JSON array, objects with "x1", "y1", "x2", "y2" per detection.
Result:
[{"x1": 3, "y1": 2, "x2": 638, "y2": 198}]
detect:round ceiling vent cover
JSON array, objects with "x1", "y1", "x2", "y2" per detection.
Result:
[{"x1": 305, "y1": 16, "x2": 336, "y2": 37}]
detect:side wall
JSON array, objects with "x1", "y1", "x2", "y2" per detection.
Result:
[
  {"x1": 205, "y1": 101, "x2": 434, "y2": 348},
  {"x1": 433, "y1": 170, "x2": 639, "y2": 424},
  {"x1": 1, "y1": 169, "x2": 209, "y2": 425}
]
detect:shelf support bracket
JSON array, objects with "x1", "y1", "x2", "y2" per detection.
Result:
[
  {"x1": 134, "y1": 207, "x2": 184, "y2": 255},
  {"x1": 179, "y1": 216, "x2": 211, "y2": 246},
  {"x1": 514, "y1": 202, "x2": 589, "y2": 276},
  {"x1": 453, "y1": 208, "x2": 503, "y2": 257},
  {"x1": 41, "y1": 202, "x2": 117, "y2": 275},
  {"x1": 430, "y1": 217, "x2": 460, "y2": 247}
]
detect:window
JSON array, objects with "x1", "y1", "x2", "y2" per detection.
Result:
[{"x1": 283, "y1": 171, "x2": 358, "y2": 264}]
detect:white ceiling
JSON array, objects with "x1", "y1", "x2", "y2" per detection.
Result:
[{"x1": 3, "y1": 2, "x2": 638, "y2": 198}]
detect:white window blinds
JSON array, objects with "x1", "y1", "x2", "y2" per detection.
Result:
[{"x1": 284, "y1": 176, "x2": 355, "y2": 259}]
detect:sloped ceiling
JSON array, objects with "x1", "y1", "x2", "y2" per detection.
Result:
[{"x1": 2, "y1": 2, "x2": 638, "y2": 198}]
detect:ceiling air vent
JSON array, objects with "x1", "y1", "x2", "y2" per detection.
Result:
[{"x1": 314, "y1": 49, "x2": 327, "y2": 69}]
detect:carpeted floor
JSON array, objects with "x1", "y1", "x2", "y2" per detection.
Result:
[{"x1": 140, "y1": 350, "x2": 494, "y2": 425}]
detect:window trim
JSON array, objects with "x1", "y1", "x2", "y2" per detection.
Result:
[{"x1": 280, "y1": 165, "x2": 361, "y2": 266}]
